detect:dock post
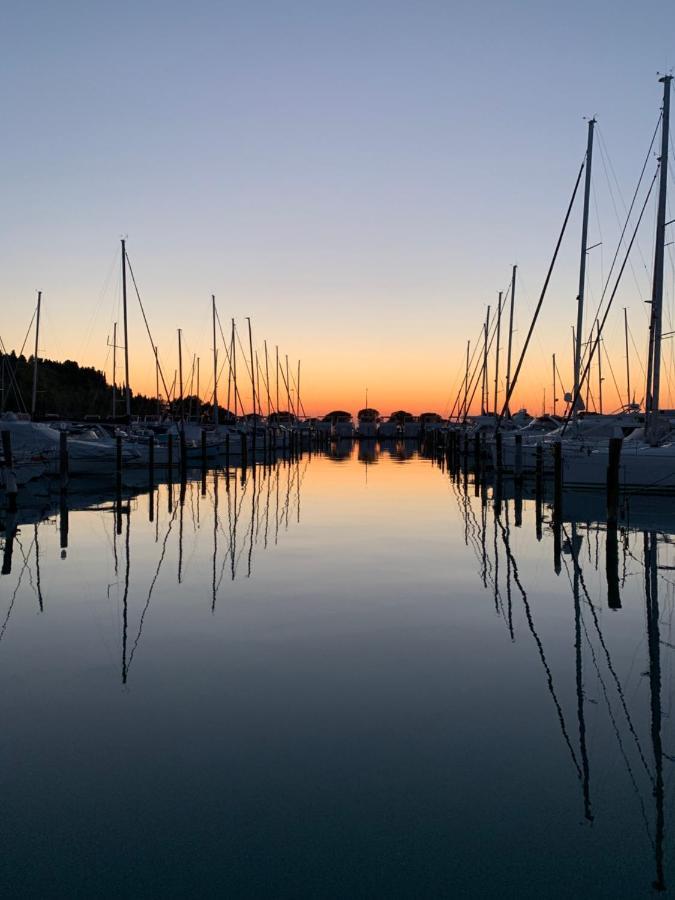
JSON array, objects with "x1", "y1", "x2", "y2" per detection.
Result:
[
  {"x1": 179, "y1": 429, "x2": 187, "y2": 479},
  {"x1": 535, "y1": 442, "x2": 543, "y2": 542},
  {"x1": 606, "y1": 437, "x2": 622, "y2": 526},
  {"x1": 514, "y1": 434, "x2": 523, "y2": 482},
  {"x1": 201, "y1": 428, "x2": 207, "y2": 470},
  {"x1": 1, "y1": 431, "x2": 17, "y2": 512},
  {"x1": 495, "y1": 431, "x2": 503, "y2": 473},
  {"x1": 167, "y1": 433, "x2": 173, "y2": 478},
  {"x1": 553, "y1": 442, "x2": 562, "y2": 575},
  {"x1": 60, "y1": 431, "x2": 69, "y2": 493},
  {"x1": 148, "y1": 433, "x2": 155, "y2": 480},
  {"x1": 225, "y1": 432, "x2": 230, "y2": 470},
  {"x1": 473, "y1": 433, "x2": 480, "y2": 470},
  {"x1": 241, "y1": 431, "x2": 248, "y2": 472},
  {"x1": 115, "y1": 434, "x2": 122, "y2": 500}
]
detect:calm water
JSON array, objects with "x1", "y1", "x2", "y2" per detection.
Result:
[{"x1": 1, "y1": 442, "x2": 674, "y2": 898}]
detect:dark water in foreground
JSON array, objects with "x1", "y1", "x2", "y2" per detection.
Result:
[{"x1": 1, "y1": 442, "x2": 674, "y2": 898}]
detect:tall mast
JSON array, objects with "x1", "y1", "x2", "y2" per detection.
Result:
[
  {"x1": 31, "y1": 290, "x2": 42, "y2": 418},
  {"x1": 212, "y1": 295, "x2": 219, "y2": 425},
  {"x1": 463, "y1": 340, "x2": 470, "y2": 420},
  {"x1": 297, "y1": 360, "x2": 301, "y2": 419},
  {"x1": 624, "y1": 308, "x2": 631, "y2": 407},
  {"x1": 264, "y1": 341, "x2": 271, "y2": 417},
  {"x1": 232, "y1": 319, "x2": 238, "y2": 420},
  {"x1": 246, "y1": 317, "x2": 256, "y2": 420},
  {"x1": 493, "y1": 290, "x2": 502, "y2": 416},
  {"x1": 177, "y1": 328, "x2": 184, "y2": 420},
  {"x1": 505, "y1": 265, "x2": 516, "y2": 412},
  {"x1": 155, "y1": 345, "x2": 160, "y2": 418},
  {"x1": 121, "y1": 238, "x2": 131, "y2": 419},
  {"x1": 196, "y1": 356, "x2": 200, "y2": 413},
  {"x1": 481, "y1": 305, "x2": 491, "y2": 415},
  {"x1": 552, "y1": 353, "x2": 557, "y2": 416},
  {"x1": 285, "y1": 354, "x2": 293, "y2": 416},
  {"x1": 573, "y1": 118, "x2": 596, "y2": 414},
  {"x1": 597, "y1": 320, "x2": 603, "y2": 414},
  {"x1": 646, "y1": 75, "x2": 672, "y2": 443},
  {"x1": 275, "y1": 345, "x2": 280, "y2": 416},
  {"x1": 112, "y1": 321, "x2": 117, "y2": 418}
]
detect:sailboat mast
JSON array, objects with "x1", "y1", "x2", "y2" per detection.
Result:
[
  {"x1": 597, "y1": 320, "x2": 603, "y2": 414},
  {"x1": 646, "y1": 75, "x2": 672, "y2": 443},
  {"x1": 31, "y1": 290, "x2": 41, "y2": 418},
  {"x1": 232, "y1": 319, "x2": 238, "y2": 420},
  {"x1": 297, "y1": 360, "x2": 301, "y2": 419},
  {"x1": 552, "y1": 353, "x2": 556, "y2": 416},
  {"x1": 275, "y1": 345, "x2": 280, "y2": 416},
  {"x1": 573, "y1": 118, "x2": 596, "y2": 412},
  {"x1": 481, "y1": 305, "x2": 491, "y2": 415},
  {"x1": 463, "y1": 340, "x2": 470, "y2": 420},
  {"x1": 177, "y1": 328, "x2": 184, "y2": 420},
  {"x1": 212, "y1": 295, "x2": 219, "y2": 425},
  {"x1": 624, "y1": 308, "x2": 631, "y2": 407},
  {"x1": 121, "y1": 239, "x2": 131, "y2": 419},
  {"x1": 285, "y1": 354, "x2": 293, "y2": 417},
  {"x1": 112, "y1": 321, "x2": 117, "y2": 418},
  {"x1": 247, "y1": 317, "x2": 256, "y2": 420},
  {"x1": 264, "y1": 340, "x2": 271, "y2": 417},
  {"x1": 155, "y1": 345, "x2": 160, "y2": 417},
  {"x1": 505, "y1": 265, "x2": 516, "y2": 410},
  {"x1": 493, "y1": 291, "x2": 502, "y2": 416}
]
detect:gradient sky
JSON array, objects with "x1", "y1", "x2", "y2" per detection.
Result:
[{"x1": 2, "y1": 1, "x2": 675, "y2": 416}]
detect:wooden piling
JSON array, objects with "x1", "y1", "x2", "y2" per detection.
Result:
[
  {"x1": 1, "y1": 431, "x2": 17, "y2": 512},
  {"x1": 514, "y1": 434, "x2": 523, "y2": 481},
  {"x1": 60, "y1": 431, "x2": 69, "y2": 492},
  {"x1": 606, "y1": 436, "x2": 622, "y2": 526},
  {"x1": 495, "y1": 431, "x2": 503, "y2": 472}
]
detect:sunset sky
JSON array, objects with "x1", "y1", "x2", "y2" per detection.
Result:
[{"x1": 3, "y1": 1, "x2": 675, "y2": 416}]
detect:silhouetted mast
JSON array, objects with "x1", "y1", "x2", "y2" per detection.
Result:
[
  {"x1": 121, "y1": 238, "x2": 131, "y2": 419},
  {"x1": 505, "y1": 265, "x2": 516, "y2": 413},
  {"x1": 572, "y1": 118, "x2": 596, "y2": 415},
  {"x1": 493, "y1": 291, "x2": 502, "y2": 416},
  {"x1": 645, "y1": 75, "x2": 672, "y2": 443},
  {"x1": 31, "y1": 290, "x2": 41, "y2": 418},
  {"x1": 212, "y1": 295, "x2": 219, "y2": 425}
]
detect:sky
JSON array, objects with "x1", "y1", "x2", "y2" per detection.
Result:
[{"x1": 2, "y1": 0, "x2": 675, "y2": 416}]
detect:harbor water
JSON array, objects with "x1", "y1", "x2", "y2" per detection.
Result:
[{"x1": 1, "y1": 441, "x2": 673, "y2": 898}]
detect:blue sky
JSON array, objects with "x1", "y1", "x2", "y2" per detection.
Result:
[{"x1": 2, "y1": 1, "x2": 674, "y2": 412}]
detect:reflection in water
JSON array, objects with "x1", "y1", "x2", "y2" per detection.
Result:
[
  {"x1": 2, "y1": 442, "x2": 675, "y2": 896},
  {"x1": 440, "y1": 444, "x2": 673, "y2": 895}
]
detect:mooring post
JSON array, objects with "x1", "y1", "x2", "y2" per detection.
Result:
[
  {"x1": 167, "y1": 433, "x2": 173, "y2": 477},
  {"x1": 606, "y1": 437, "x2": 622, "y2": 527},
  {"x1": 495, "y1": 431, "x2": 503, "y2": 473},
  {"x1": 241, "y1": 431, "x2": 248, "y2": 472},
  {"x1": 606, "y1": 524, "x2": 621, "y2": 609},
  {"x1": 60, "y1": 492, "x2": 69, "y2": 553},
  {"x1": 1, "y1": 518, "x2": 16, "y2": 574},
  {"x1": 60, "y1": 431, "x2": 69, "y2": 493},
  {"x1": 201, "y1": 428, "x2": 207, "y2": 471},
  {"x1": 225, "y1": 432, "x2": 230, "y2": 470},
  {"x1": 1, "y1": 431, "x2": 17, "y2": 512},
  {"x1": 149, "y1": 432, "x2": 155, "y2": 479},
  {"x1": 514, "y1": 433, "x2": 523, "y2": 481},
  {"x1": 179, "y1": 429, "x2": 187, "y2": 479},
  {"x1": 553, "y1": 441, "x2": 562, "y2": 574},
  {"x1": 535, "y1": 442, "x2": 543, "y2": 542}
]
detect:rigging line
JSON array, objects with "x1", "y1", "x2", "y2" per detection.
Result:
[
  {"x1": 0, "y1": 536, "x2": 36, "y2": 644},
  {"x1": 596, "y1": 124, "x2": 652, "y2": 307},
  {"x1": 562, "y1": 165, "x2": 660, "y2": 435},
  {"x1": 213, "y1": 310, "x2": 246, "y2": 414},
  {"x1": 18, "y1": 307, "x2": 37, "y2": 358},
  {"x1": 577, "y1": 122, "x2": 661, "y2": 381},
  {"x1": 498, "y1": 158, "x2": 586, "y2": 425},
  {"x1": 600, "y1": 336, "x2": 624, "y2": 407},
  {"x1": 127, "y1": 505, "x2": 179, "y2": 671},
  {"x1": 577, "y1": 600, "x2": 655, "y2": 847},
  {"x1": 123, "y1": 251, "x2": 172, "y2": 405},
  {"x1": 463, "y1": 291, "x2": 510, "y2": 419},
  {"x1": 496, "y1": 517, "x2": 582, "y2": 779},
  {"x1": 562, "y1": 523, "x2": 655, "y2": 784}
]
